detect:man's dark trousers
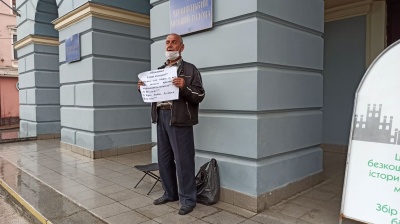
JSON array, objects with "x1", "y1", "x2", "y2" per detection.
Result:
[{"x1": 157, "y1": 109, "x2": 196, "y2": 207}]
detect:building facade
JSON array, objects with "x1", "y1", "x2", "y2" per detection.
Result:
[
  {"x1": 0, "y1": 0, "x2": 19, "y2": 127},
  {"x1": 14, "y1": 0, "x2": 398, "y2": 212}
]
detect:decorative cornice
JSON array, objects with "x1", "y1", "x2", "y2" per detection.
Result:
[
  {"x1": 0, "y1": 74, "x2": 18, "y2": 78},
  {"x1": 53, "y1": 2, "x2": 150, "y2": 31},
  {"x1": 0, "y1": 67, "x2": 18, "y2": 78},
  {"x1": 325, "y1": 0, "x2": 372, "y2": 22},
  {"x1": 14, "y1": 35, "x2": 59, "y2": 50}
]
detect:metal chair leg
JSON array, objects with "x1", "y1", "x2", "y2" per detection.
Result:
[
  {"x1": 135, "y1": 173, "x2": 147, "y2": 188},
  {"x1": 147, "y1": 179, "x2": 159, "y2": 195}
]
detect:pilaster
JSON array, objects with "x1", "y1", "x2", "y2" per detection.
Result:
[
  {"x1": 15, "y1": 35, "x2": 61, "y2": 139},
  {"x1": 151, "y1": 0, "x2": 324, "y2": 212},
  {"x1": 53, "y1": 2, "x2": 152, "y2": 157}
]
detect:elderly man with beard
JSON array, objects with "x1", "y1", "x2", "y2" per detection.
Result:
[{"x1": 138, "y1": 33, "x2": 205, "y2": 215}]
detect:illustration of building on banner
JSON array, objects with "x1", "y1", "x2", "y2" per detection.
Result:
[{"x1": 353, "y1": 104, "x2": 400, "y2": 145}]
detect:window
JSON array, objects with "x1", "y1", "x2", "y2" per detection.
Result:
[{"x1": 13, "y1": 35, "x2": 17, "y2": 59}]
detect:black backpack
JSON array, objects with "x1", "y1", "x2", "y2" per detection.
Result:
[{"x1": 195, "y1": 158, "x2": 220, "y2": 205}]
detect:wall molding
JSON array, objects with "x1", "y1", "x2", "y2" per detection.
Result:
[
  {"x1": 14, "y1": 35, "x2": 59, "y2": 50},
  {"x1": 321, "y1": 144, "x2": 349, "y2": 154},
  {"x1": 53, "y1": 2, "x2": 150, "y2": 31},
  {"x1": 219, "y1": 171, "x2": 324, "y2": 212},
  {"x1": 325, "y1": 0, "x2": 372, "y2": 22},
  {"x1": 60, "y1": 141, "x2": 152, "y2": 159}
]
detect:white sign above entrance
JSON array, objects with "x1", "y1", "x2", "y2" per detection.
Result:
[{"x1": 341, "y1": 40, "x2": 400, "y2": 224}]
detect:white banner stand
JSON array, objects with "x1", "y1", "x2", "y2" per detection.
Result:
[{"x1": 340, "y1": 40, "x2": 400, "y2": 224}]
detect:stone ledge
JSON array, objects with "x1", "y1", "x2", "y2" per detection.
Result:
[
  {"x1": 60, "y1": 142, "x2": 152, "y2": 159},
  {"x1": 0, "y1": 138, "x2": 36, "y2": 144},
  {"x1": 37, "y1": 133, "x2": 61, "y2": 140},
  {"x1": 14, "y1": 35, "x2": 59, "y2": 50},
  {"x1": 219, "y1": 171, "x2": 324, "y2": 213},
  {"x1": 53, "y1": 2, "x2": 150, "y2": 31},
  {"x1": 321, "y1": 143, "x2": 348, "y2": 154}
]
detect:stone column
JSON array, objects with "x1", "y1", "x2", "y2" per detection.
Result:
[
  {"x1": 15, "y1": 0, "x2": 61, "y2": 139},
  {"x1": 53, "y1": 2, "x2": 152, "y2": 158},
  {"x1": 150, "y1": 0, "x2": 324, "y2": 212},
  {"x1": 15, "y1": 36, "x2": 60, "y2": 139}
]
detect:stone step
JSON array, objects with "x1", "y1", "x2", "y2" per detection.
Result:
[{"x1": 0, "y1": 157, "x2": 106, "y2": 224}]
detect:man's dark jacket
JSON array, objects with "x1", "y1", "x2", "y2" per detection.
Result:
[{"x1": 151, "y1": 60, "x2": 205, "y2": 126}]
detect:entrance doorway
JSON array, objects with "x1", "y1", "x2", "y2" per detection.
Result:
[{"x1": 387, "y1": 0, "x2": 400, "y2": 46}]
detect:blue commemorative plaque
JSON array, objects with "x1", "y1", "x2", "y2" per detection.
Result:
[
  {"x1": 65, "y1": 34, "x2": 81, "y2": 63},
  {"x1": 170, "y1": 0, "x2": 213, "y2": 35}
]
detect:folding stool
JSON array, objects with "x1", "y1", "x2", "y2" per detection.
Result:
[{"x1": 133, "y1": 163, "x2": 161, "y2": 195}]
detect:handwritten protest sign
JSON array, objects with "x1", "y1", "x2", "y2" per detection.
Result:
[{"x1": 138, "y1": 67, "x2": 179, "y2": 103}]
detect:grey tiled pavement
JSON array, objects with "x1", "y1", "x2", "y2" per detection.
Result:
[{"x1": 0, "y1": 140, "x2": 347, "y2": 223}]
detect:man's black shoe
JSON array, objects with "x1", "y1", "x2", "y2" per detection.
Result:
[
  {"x1": 153, "y1": 196, "x2": 178, "y2": 205},
  {"x1": 178, "y1": 206, "x2": 194, "y2": 215}
]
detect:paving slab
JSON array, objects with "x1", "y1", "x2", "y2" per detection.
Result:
[
  {"x1": 0, "y1": 157, "x2": 105, "y2": 224},
  {"x1": 273, "y1": 202, "x2": 314, "y2": 219},
  {"x1": 105, "y1": 211, "x2": 149, "y2": 224},
  {"x1": 135, "y1": 204, "x2": 176, "y2": 219},
  {"x1": 90, "y1": 202, "x2": 131, "y2": 219},
  {"x1": 203, "y1": 211, "x2": 247, "y2": 224},
  {"x1": 189, "y1": 203, "x2": 220, "y2": 219},
  {"x1": 0, "y1": 140, "x2": 352, "y2": 224},
  {"x1": 153, "y1": 212, "x2": 199, "y2": 224},
  {"x1": 119, "y1": 194, "x2": 154, "y2": 210}
]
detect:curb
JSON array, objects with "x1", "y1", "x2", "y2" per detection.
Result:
[
  {"x1": 0, "y1": 178, "x2": 52, "y2": 224},
  {"x1": 0, "y1": 137, "x2": 37, "y2": 144}
]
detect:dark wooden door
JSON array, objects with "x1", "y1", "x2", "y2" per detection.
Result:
[{"x1": 387, "y1": 0, "x2": 400, "y2": 46}]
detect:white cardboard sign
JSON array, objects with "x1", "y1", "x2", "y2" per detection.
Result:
[
  {"x1": 138, "y1": 67, "x2": 179, "y2": 103},
  {"x1": 341, "y1": 40, "x2": 400, "y2": 224}
]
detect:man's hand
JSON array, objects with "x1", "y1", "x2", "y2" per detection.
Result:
[
  {"x1": 137, "y1": 80, "x2": 145, "y2": 91},
  {"x1": 173, "y1": 77, "x2": 185, "y2": 89}
]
